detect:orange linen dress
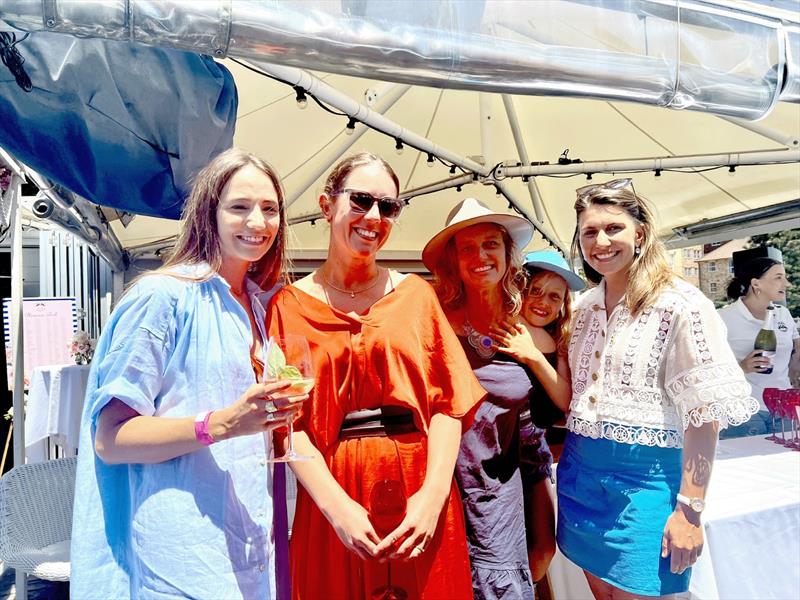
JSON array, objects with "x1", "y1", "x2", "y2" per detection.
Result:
[{"x1": 268, "y1": 275, "x2": 485, "y2": 600}]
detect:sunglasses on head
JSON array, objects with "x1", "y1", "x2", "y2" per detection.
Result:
[
  {"x1": 334, "y1": 189, "x2": 404, "y2": 220},
  {"x1": 575, "y1": 178, "x2": 633, "y2": 200}
]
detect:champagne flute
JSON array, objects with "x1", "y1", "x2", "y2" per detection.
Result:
[
  {"x1": 783, "y1": 390, "x2": 800, "y2": 451},
  {"x1": 369, "y1": 479, "x2": 408, "y2": 600},
  {"x1": 764, "y1": 388, "x2": 781, "y2": 442},
  {"x1": 266, "y1": 335, "x2": 314, "y2": 462}
]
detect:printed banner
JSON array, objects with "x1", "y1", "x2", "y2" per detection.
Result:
[{"x1": 3, "y1": 297, "x2": 77, "y2": 390}]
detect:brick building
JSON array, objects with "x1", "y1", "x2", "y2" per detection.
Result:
[
  {"x1": 696, "y1": 239, "x2": 748, "y2": 303},
  {"x1": 665, "y1": 245, "x2": 703, "y2": 287}
]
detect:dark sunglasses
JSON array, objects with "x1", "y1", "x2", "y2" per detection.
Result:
[
  {"x1": 334, "y1": 189, "x2": 404, "y2": 220},
  {"x1": 575, "y1": 178, "x2": 633, "y2": 200}
]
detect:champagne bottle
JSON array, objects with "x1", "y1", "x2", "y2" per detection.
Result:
[{"x1": 753, "y1": 304, "x2": 777, "y2": 375}]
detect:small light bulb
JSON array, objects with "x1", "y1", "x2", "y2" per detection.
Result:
[
  {"x1": 395, "y1": 139, "x2": 404, "y2": 155},
  {"x1": 294, "y1": 87, "x2": 308, "y2": 110},
  {"x1": 345, "y1": 117, "x2": 356, "y2": 136},
  {"x1": 426, "y1": 154, "x2": 435, "y2": 168},
  {"x1": 728, "y1": 165, "x2": 736, "y2": 176}
]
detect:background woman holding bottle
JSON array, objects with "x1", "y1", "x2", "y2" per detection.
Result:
[{"x1": 718, "y1": 256, "x2": 800, "y2": 437}]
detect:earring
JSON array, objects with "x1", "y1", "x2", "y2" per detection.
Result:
[{"x1": 634, "y1": 246, "x2": 641, "y2": 255}]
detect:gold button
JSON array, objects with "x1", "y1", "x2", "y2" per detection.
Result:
[
  {"x1": 592, "y1": 304, "x2": 601, "y2": 312},
  {"x1": 259, "y1": 564, "x2": 265, "y2": 572},
  {"x1": 591, "y1": 373, "x2": 598, "y2": 381},
  {"x1": 594, "y1": 351, "x2": 600, "y2": 359},
  {"x1": 589, "y1": 395, "x2": 597, "y2": 404}
]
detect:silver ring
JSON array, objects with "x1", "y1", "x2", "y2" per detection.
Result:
[{"x1": 265, "y1": 400, "x2": 278, "y2": 413}]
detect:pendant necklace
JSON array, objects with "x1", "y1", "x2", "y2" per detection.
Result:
[
  {"x1": 321, "y1": 270, "x2": 382, "y2": 298},
  {"x1": 463, "y1": 318, "x2": 496, "y2": 359}
]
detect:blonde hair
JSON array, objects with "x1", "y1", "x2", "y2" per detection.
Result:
[
  {"x1": 432, "y1": 224, "x2": 526, "y2": 316},
  {"x1": 161, "y1": 147, "x2": 288, "y2": 290},
  {"x1": 571, "y1": 184, "x2": 673, "y2": 316},
  {"x1": 524, "y1": 269, "x2": 573, "y2": 355}
]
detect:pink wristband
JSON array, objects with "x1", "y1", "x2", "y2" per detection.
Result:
[{"x1": 194, "y1": 410, "x2": 216, "y2": 446}]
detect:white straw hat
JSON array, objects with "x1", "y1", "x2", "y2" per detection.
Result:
[{"x1": 422, "y1": 198, "x2": 534, "y2": 271}]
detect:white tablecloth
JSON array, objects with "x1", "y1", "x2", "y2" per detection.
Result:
[
  {"x1": 25, "y1": 364, "x2": 90, "y2": 462},
  {"x1": 548, "y1": 435, "x2": 800, "y2": 600}
]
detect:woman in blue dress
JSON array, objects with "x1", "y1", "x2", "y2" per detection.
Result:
[{"x1": 71, "y1": 148, "x2": 307, "y2": 599}]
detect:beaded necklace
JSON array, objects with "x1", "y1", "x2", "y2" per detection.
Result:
[{"x1": 463, "y1": 319, "x2": 496, "y2": 359}]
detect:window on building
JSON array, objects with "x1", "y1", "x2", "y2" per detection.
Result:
[
  {"x1": 683, "y1": 249, "x2": 690, "y2": 258},
  {"x1": 728, "y1": 259, "x2": 734, "y2": 274},
  {"x1": 695, "y1": 249, "x2": 702, "y2": 259},
  {"x1": 684, "y1": 267, "x2": 693, "y2": 277},
  {"x1": 710, "y1": 282, "x2": 717, "y2": 293},
  {"x1": 709, "y1": 262, "x2": 716, "y2": 272}
]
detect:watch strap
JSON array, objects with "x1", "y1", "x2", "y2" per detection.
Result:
[{"x1": 677, "y1": 493, "x2": 704, "y2": 512}]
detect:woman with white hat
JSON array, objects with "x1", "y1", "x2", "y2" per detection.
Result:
[{"x1": 423, "y1": 197, "x2": 553, "y2": 599}]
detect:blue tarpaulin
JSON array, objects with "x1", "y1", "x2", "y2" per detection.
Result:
[{"x1": 0, "y1": 31, "x2": 236, "y2": 219}]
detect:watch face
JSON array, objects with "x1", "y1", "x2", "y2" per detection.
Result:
[{"x1": 690, "y1": 498, "x2": 705, "y2": 512}]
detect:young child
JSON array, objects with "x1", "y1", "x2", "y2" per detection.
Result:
[{"x1": 493, "y1": 249, "x2": 584, "y2": 582}]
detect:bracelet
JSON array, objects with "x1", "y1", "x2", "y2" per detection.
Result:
[{"x1": 194, "y1": 410, "x2": 216, "y2": 446}]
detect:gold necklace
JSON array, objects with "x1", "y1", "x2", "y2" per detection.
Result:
[{"x1": 321, "y1": 270, "x2": 383, "y2": 298}]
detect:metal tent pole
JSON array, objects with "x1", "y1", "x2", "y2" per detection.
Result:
[{"x1": 7, "y1": 171, "x2": 28, "y2": 599}]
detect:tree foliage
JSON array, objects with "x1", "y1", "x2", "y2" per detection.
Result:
[{"x1": 749, "y1": 228, "x2": 800, "y2": 316}]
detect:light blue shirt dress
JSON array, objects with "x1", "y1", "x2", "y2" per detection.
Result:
[{"x1": 71, "y1": 264, "x2": 279, "y2": 599}]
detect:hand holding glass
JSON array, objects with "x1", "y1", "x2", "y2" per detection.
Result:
[{"x1": 266, "y1": 335, "x2": 314, "y2": 462}]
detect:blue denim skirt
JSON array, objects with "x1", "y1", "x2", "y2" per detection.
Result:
[{"x1": 556, "y1": 432, "x2": 690, "y2": 596}]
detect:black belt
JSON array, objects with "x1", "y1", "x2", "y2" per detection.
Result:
[{"x1": 339, "y1": 406, "x2": 417, "y2": 439}]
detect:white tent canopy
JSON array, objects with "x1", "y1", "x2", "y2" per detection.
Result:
[
  {"x1": 2, "y1": 0, "x2": 799, "y2": 265},
  {"x1": 113, "y1": 60, "x2": 800, "y2": 266}
]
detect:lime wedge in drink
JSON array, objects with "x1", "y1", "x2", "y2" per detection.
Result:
[
  {"x1": 278, "y1": 365, "x2": 302, "y2": 380},
  {"x1": 284, "y1": 378, "x2": 315, "y2": 395}
]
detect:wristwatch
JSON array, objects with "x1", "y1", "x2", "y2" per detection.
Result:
[{"x1": 677, "y1": 493, "x2": 705, "y2": 513}]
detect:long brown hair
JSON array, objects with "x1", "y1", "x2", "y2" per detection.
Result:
[
  {"x1": 570, "y1": 184, "x2": 673, "y2": 316},
  {"x1": 525, "y1": 269, "x2": 573, "y2": 355},
  {"x1": 432, "y1": 224, "x2": 526, "y2": 316},
  {"x1": 162, "y1": 147, "x2": 288, "y2": 290}
]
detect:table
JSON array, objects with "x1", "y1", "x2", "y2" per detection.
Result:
[
  {"x1": 25, "y1": 364, "x2": 90, "y2": 463},
  {"x1": 548, "y1": 435, "x2": 800, "y2": 600}
]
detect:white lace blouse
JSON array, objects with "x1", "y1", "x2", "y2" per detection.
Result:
[{"x1": 567, "y1": 278, "x2": 759, "y2": 448}]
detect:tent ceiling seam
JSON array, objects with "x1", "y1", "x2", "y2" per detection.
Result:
[
  {"x1": 404, "y1": 88, "x2": 445, "y2": 190},
  {"x1": 606, "y1": 101, "x2": 751, "y2": 210},
  {"x1": 236, "y1": 72, "x2": 334, "y2": 121},
  {"x1": 606, "y1": 102, "x2": 676, "y2": 156}
]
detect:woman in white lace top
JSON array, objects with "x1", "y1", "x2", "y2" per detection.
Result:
[{"x1": 556, "y1": 178, "x2": 758, "y2": 600}]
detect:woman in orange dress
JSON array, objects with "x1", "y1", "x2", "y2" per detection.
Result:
[{"x1": 268, "y1": 152, "x2": 484, "y2": 599}]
